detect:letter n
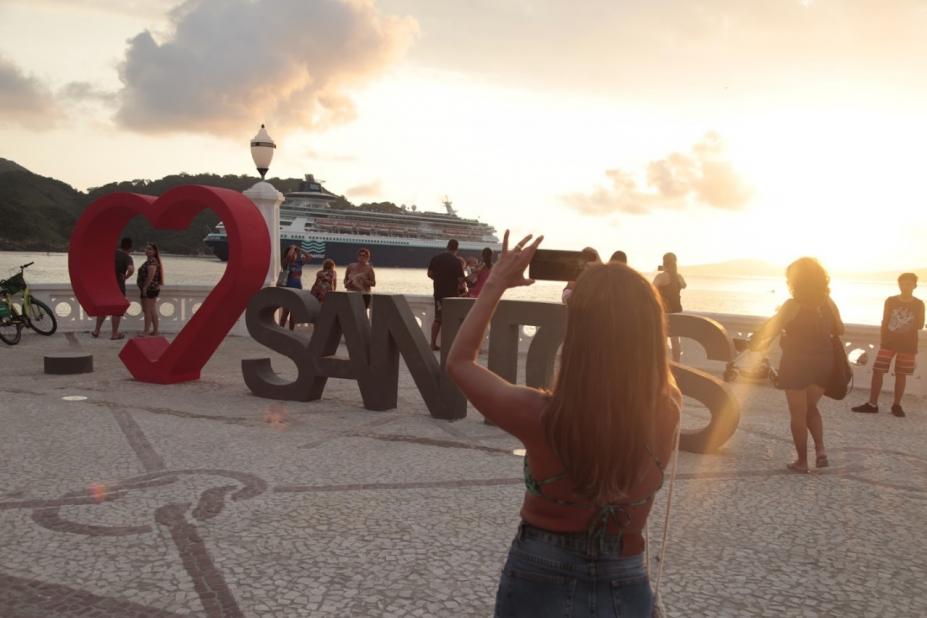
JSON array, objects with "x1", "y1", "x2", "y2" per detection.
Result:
[{"x1": 369, "y1": 295, "x2": 465, "y2": 420}]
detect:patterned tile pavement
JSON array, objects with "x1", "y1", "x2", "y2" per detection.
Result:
[{"x1": 0, "y1": 331, "x2": 925, "y2": 617}]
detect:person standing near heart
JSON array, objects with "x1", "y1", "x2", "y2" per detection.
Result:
[
  {"x1": 69, "y1": 185, "x2": 270, "y2": 384},
  {"x1": 137, "y1": 242, "x2": 164, "y2": 337},
  {"x1": 91, "y1": 236, "x2": 135, "y2": 340}
]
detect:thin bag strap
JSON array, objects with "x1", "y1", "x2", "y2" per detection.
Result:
[{"x1": 646, "y1": 408, "x2": 681, "y2": 610}]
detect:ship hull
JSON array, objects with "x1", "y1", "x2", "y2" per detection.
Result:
[{"x1": 204, "y1": 237, "x2": 498, "y2": 267}]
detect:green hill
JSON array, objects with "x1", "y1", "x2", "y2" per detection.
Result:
[
  {"x1": 0, "y1": 161, "x2": 85, "y2": 251},
  {"x1": 0, "y1": 158, "x2": 29, "y2": 174},
  {"x1": 0, "y1": 161, "x2": 356, "y2": 255}
]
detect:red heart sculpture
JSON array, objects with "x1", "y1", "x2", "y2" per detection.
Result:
[{"x1": 68, "y1": 185, "x2": 270, "y2": 384}]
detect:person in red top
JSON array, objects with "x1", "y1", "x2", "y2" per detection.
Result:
[
  {"x1": 467, "y1": 247, "x2": 494, "y2": 298},
  {"x1": 447, "y1": 231, "x2": 681, "y2": 617}
]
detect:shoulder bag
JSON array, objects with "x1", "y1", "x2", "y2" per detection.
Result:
[{"x1": 824, "y1": 304, "x2": 853, "y2": 400}]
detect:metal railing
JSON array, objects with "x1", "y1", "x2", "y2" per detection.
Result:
[{"x1": 29, "y1": 284, "x2": 926, "y2": 396}]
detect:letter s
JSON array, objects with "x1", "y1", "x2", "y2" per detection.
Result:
[{"x1": 241, "y1": 287, "x2": 320, "y2": 401}]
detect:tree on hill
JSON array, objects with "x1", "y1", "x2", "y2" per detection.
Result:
[
  {"x1": 0, "y1": 168, "x2": 84, "y2": 251},
  {"x1": 81, "y1": 173, "x2": 315, "y2": 255},
  {"x1": 0, "y1": 158, "x2": 30, "y2": 174}
]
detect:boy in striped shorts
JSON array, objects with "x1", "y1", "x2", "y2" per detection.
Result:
[{"x1": 852, "y1": 273, "x2": 925, "y2": 417}]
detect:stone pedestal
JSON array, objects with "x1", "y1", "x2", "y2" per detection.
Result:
[
  {"x1": 243, "y1": 180, "x2": 284, "y2": 287},
  {"x1": 44, "y1": 352, "x2": 93, "y2": 375}
]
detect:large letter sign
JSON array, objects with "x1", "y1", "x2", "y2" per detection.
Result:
[
  {"x1": 243, "y1": 291, "x2": 465, "y2": 420},
  {"x1": 245, "y1": 293, "x2": 741, "y2": 453},
  {"x1": 69, "y1": 185, "x2": 270, "y2": 384}
]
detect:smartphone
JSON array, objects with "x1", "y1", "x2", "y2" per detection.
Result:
[{"x1": 529, "y1": 249, "x2": 596, "y2": 281}]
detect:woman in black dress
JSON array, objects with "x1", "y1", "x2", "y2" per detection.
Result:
[{"x1": 753, "y1": 257, "x2": 844, "y2": 473}]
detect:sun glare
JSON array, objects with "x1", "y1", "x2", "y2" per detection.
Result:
[{"x1": 729, "y1": 107, "x2": 927, "y2": 273}]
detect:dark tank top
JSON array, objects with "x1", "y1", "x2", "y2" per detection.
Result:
[
  {"x1": 658, "y1": 274, "x2": 683, "y2": 313},
  {"x1": 781, "y1": 302, "x2": 834, "y2": 354}
]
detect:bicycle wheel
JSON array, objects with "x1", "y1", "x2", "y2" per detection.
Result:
[
  {"x1": 0, "y1": 319, "x2": 22, "y2": 345},
  {"x1": 25, "y1": 298, "x2": 57, "y2": 335}
]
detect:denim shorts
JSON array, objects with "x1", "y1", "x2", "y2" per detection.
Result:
[{"x1": 495, "y1": 523, "x2": 652, "y2": 617}]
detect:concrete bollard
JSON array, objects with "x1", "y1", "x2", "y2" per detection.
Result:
[{"x1": 44, "y1": 352, "x2": 93, "y2": 375}]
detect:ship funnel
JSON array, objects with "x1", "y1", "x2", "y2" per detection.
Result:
[{"x1": 442, "y1": 196, "x2": 456, "y2": 216}]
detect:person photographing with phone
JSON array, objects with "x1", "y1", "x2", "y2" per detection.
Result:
[
  {"x1": 653, "y1": 252, "x2": 687, "y2": 361},
  {"x1": 447, "y1": 231, "x2": 681, "y2": 617}
]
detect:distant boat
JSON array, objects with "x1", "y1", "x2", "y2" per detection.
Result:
[{"x1": 203, "y1": 175, "x2": 500, "y2": 266}]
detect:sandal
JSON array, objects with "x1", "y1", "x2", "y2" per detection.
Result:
[
  {"x1": 110, "y1": 332, "x2": 126, "y2": 340},
  {"x1": 815, "y1": 454, "x2": 829, "y2": 469},
  {"x1": 786, "y1": 462, "x2": 809, "y2": 474},
  {"x1": 90, "y1": 331, "x2": 100, "y2": 338}
]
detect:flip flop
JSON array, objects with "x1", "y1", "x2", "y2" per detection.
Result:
[
  {"x1": 110, "y1": 333, "x2": 126, "y2": 340},
  {"x1": 90, "y1": 331, "x2": 100, "y2": 338},
  {"x1": 786, "y1": 462, "x2": 809, "y2": 474},
  {"x1": 815, "y1": 454, "x2": 829, "y2": 469}
]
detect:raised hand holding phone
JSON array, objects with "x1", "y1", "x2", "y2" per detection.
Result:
[
  {"x1": 448, "y1": 230, "x2": 542, "y2": 369},
  {"x1": 484, "y1": 230, "x2": 544, "y2": 293}
]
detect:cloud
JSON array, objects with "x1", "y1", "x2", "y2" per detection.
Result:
[
  {"x1": 114, "y1": 0, "x2": 418, "y2": 136},
  {"x1": 0, "y1": 55, "x2": 59, "y2": 128},
  {"x1": 346, "y1": 179, "x2": 382, "y2": 198},
  {"x1": 564, "y1": 132, "x2": 751, "y2": 216},
  {"x1": 388, "y1": 0, "x2": 927, "y2": 101},
  {"x1": 58, "y1": 81, "x2": 118, "y2": 106}
]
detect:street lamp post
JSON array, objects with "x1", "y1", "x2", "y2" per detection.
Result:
[
  {"x1": 250, "y1": 124, "x2": 276, "y2": 179},
  {"x1": 244, "y1": 124, "x2": 284, "y2": 288}
]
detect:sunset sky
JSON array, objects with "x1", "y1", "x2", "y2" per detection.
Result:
[{"x1": 1, "y1": 0, "x2": 925, "y2": 272}]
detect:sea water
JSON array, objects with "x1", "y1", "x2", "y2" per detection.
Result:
[{"x1": 0, "y1": 251, "x2": 900, "y2": 326}]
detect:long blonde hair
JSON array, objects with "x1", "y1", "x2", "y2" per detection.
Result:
[{"x1": 542, "y1": 263, "x2": 670, "y2": 503}]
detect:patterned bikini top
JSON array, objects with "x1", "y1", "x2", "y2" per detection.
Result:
[{"x1": 523, "y1": 452, "x2": 665, "y2": 551}]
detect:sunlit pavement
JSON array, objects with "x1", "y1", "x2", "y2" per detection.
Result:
[{"x1": 1, "y1": 331, "x2": 925, "y2": 617}]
